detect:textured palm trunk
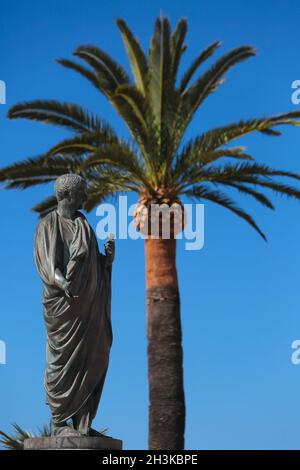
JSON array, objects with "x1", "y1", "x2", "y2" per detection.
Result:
[{"x1": 145, "y1": 237, "x2": 185, "y2": 450}]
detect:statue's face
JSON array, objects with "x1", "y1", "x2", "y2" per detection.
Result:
[{"x1": 68, "y1": 184, "x2": 87, "y2": 210}]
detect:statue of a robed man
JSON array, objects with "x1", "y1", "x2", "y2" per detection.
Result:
[{"x1": 34, "y1": 174, "x2": 115, "y2": 437}]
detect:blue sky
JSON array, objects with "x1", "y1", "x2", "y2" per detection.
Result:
[{"x1": 1, "y1": 0, "x2": 300, "y2": 450}]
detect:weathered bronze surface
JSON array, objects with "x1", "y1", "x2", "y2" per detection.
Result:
[{"x1": 34, "y1": 174, "x2": 115, "y2": 438}]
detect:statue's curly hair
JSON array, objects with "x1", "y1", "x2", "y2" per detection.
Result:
[{"x1": 55, "y1": 174, "x2": 86, "y2": 201}]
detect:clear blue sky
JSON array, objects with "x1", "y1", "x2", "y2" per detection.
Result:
[{"x1": 1, "y1": 0, "x2": 300, "y2": 450}]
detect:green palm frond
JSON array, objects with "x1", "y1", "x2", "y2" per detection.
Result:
[
  {"x1": 84, "y1": 185, "x2": 126, "y2": 212},
  {"x1": 202, "y1": 162, "x2": 300, "y2": 181},
  {"x1": 260, "y1": 128, "x2": 282, "y2": 136},
  {"x1": 0, "y1": 423, "x2": 108, "y2": 450},
  {"x1": 176, "y1": 46, "x2": 256, "y2": 138},
  {"x1": 114, "y1": 83, "x2": 147, "y2": 127},
  {"x1": 0, "y1": 423, "x2": 43, "y2": 450},
  {"x1": 75, "y1": 45, "x2": 130, "y2": 84},
  {"x1": 215, "y1": 179, "x2": 300, "y2": 203},
  {"x1": 36, "y1": 423, "x2": 51, "y2": 437},
  {"x1": 194, "y1": 113, "x2": 300, "y2": 152},
  {"x1": 217, "y1": 182, "x2": 275, "y2": 209},
  {"x1": 74, "y1": 45, "x2": 130, "y2": 96},
  {"x1": 87, "y1": 164, "x2": 142, "y2": 193},
  {"x1": 84, "y1": 143, "x2": 149, "y2": 188},
  {"x1": 185, "y1": 184, "x2": 266, "y2": 240},
  {"x1": 179, "y1": 40, "x2": 221, "y2": 92},
  {"x1": 143, "y1": 16, "x2": 181, "y2": 177},
  {"x1": 174, "y1": 145, "x2": 254, "y2": 182},
  {"x1": 90, "y1": 80, "x2": 156, "y2": 177},
  {"x1": 46, "y1": 129, "x2": 120, "y2": 159},
  {"x1": 109, "y1": 94, "x2": 150, "y2": 163},
  {"x1": 173, "y1": 111, "x2": 300, "y2": 181},
  {"x1": 0, "y1": 154, "x2": 83, "y2": 186},
  {"x1": 183, "y1": 45, "x2": 256, "y2": 104},
  {"x1": 4, "y1": 177, "x2": 56, "y2": 189},
  {"x1": 8, "y1": 100, "x2": 105, "y2": 133},
  {"x1": 116, "y1": 18, "x2": 148, "y2": 95},
  {"x1": 177, "y1": 162, "x2": 300, "y2": 192},
  {"x1": 204, "y1": 147, "x2": 254, "y2": 161},
  {"x1": 146, "y1": 17, "x2": 175, "y2": 132},
  {"x1": 111, "y1": 84, "x2": 153, "y2": 166},
  {"x1": 231, "y1": 179, "x2": 300, "y2": 200},
  {"x1": 170, "y1": 18, "x2": 188, "y2": 85},
  {"x1": 56, "y1": 58, "x2": 103, "y2": 92}
]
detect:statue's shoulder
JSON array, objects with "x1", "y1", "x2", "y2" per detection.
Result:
[{"x1": 36, "y1": 211, "x2": 57, "y2": 231}]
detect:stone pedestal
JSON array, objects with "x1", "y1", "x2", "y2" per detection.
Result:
[{"x1": 24, "y1": 435, "x2": 123, "y2": 450}]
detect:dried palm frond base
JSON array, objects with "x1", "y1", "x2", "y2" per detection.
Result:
[{"x1": 134, "y1": 190, "x2": 186, "y2": 238}]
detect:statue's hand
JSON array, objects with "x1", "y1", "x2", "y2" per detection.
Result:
[
  {"x1": 55, "y1": 268, "x2": 77, "y2": 302},
  {"x1": 104, "y1": 238, "x2": 115, "y2": 265},
  {"x1": 65, "y1": 288, "x2": 75, "y2": 304},
  {"x1": 55, "y1": 268, "x2": 68, "y2": 291}
]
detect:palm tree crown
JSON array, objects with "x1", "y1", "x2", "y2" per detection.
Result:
[{"x1": 1, "y1": 16, "x2": 300, "y2": 238}]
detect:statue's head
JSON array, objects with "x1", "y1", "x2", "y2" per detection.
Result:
[{"x1": 55, "y1": 174, "x2": 87, "y2": 210}]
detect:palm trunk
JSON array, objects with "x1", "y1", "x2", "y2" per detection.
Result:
[{"x1": 145, "y1": 237, "x2": 185, "y2": 450}]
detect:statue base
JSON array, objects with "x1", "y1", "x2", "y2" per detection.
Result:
[{"x1": 24, "y1": 435, "x2": 123, "y2": 450}]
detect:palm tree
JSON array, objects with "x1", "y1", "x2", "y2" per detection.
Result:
[{"x1": 1, "y1": 15, "x2": 300, "y2": 450}]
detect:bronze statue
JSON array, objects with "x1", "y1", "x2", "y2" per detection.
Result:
[{"x1": 34, "y1": 174, "x2": 115, "y2": 437}]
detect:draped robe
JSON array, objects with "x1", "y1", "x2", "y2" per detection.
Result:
[{"x1": 34, "y1": 210, "x2": 112, "y2": 424}]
